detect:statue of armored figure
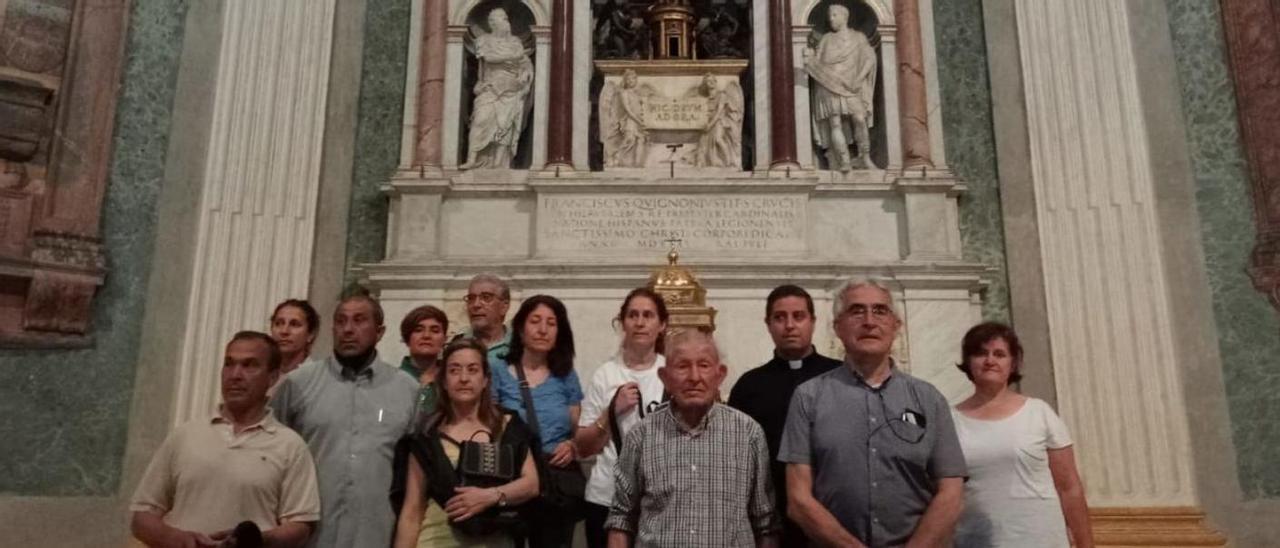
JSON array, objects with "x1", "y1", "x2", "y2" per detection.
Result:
[
  {"x1": 805, "y1": 4, "x2": 877, "y2": 171},
  {"x1": 694, "y1": 74, "x2": 744, "y2": 168},
  {"x1": 599, "y1": 70, "x2": 656, "y2": 167},
  {"x1": 462, "y1": 8, "x2": 534, "y2": 170}
]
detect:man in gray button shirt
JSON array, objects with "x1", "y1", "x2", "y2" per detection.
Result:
[
  {"x1": 780, "y1": 278, "x2": 966, "y2": 547},
  {"x1": 273, "y1": 291, "x2": 420, "y2": 547}
]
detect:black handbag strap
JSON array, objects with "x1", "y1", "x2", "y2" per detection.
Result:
[
  {"x1": 607, "y1": 384, "x2": 670, "y2": 453},
  {"x1": 512, "y1": 363, "x2": 546, "y2": 457}
]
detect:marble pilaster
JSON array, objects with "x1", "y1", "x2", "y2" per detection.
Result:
[
  {"x1": 1012, "y1": 1, "x2": 1225, "y2": 542},
  {"x1": 752, "y1": 0, "x2": 773, "y2": 170},
  {"x1": 170, "y1": 0, "x2": 338, "y2": 426},
  {"x1": 572, "y1": 0, "x2": 590, "y2": 168}
]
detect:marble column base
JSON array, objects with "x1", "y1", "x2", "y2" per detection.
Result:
[{"x1": 1091, "y1": 507, "x2": 1226, "y2": 547}]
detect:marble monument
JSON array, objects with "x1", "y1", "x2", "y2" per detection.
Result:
[{"x1": 368, "y1": 0, "x2": 984, "y2": 403}]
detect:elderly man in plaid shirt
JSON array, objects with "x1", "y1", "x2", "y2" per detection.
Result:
[{"x1": 605, "y1": 329, "x2": 780, "y2": 548}]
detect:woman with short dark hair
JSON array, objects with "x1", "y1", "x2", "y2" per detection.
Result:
[
  {"x1": 952, "y1": 322, "x2": 1093, "y2": 547},
  {"x1": 400, "y1": 305, "x2": 450, "y2": 418},
  {"x1": 392, "y1": 339, "x2": 539, "y2": 548},
  {"x1": 489, "y1": 295, "x2": 583, "y2": 548}
]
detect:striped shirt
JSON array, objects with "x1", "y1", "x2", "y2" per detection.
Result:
[{"x1": 605, "y1": 403, "x2": 780, "y2": 547}]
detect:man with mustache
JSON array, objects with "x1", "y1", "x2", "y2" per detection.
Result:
[
  {"x1": 606, "y1": 329, "x2": 780, "y2": 548},
  {"x1": 131, "y1": 331, "x2": 319, "y2": 547},
  {"x1": 272, "y1": 291, "x2": 419, "y2": 547},
  {"x1": 780, "y1": 279, "x2": 966, "y2": 547},
  {"x1": 729, "y1": 284, "x2": 841, "y2": 547}
]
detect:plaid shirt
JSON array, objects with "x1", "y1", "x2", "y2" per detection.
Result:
[{"x1": 606, "y1": 403, "x2": 780, "y2": 547}]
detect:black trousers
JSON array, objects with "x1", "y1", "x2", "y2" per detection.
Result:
[
  {"x1": 582, "y1": 501, "x2": 610, "y2": 548},
  {"x1": 519, "y1": 501, "x2": 579, "y2": 548}
]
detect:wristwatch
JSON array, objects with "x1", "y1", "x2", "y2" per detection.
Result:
[{"x1": 495, "y1": 488, "x2": 508, "y2": 508}]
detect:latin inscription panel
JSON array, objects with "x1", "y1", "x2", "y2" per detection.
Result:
[{"x1": 537, "y1": 193, "x2": 807, "y2": 256}]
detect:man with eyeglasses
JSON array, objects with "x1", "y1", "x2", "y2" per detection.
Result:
[
  {"x1": 455, "y1": 273, "x2": 513, "y2": 362},
  {"x1": 779, "y1": 278, "x2": 966, "y2": 547}
]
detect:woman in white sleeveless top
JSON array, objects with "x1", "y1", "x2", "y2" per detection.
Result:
[
  {"x1": 952, "y1": 322, "x2": 1094, "y2": 547},
  {"x1": 572, "y1": 288, "x2": 669, "y2": 548}
]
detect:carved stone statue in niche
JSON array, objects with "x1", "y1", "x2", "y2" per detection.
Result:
[
  {"x1": 805, "y1": 4, "x2": 877, "y2": 172},
  {"x1": 694, "y1": 74, "x2": 744, "y2": 168},
  {"x1": 461, "y1": 8, "x2": 534, "y2": 170},
  {"x1": 599, "y1": 69, "x2": 656, "y2": 167}
]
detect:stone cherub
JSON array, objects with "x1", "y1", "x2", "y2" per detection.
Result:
[
  {"x1": 461, "y1": 8, "x2": 534, "y2": 170},
  {"x1": 805, "y1": 4, "x2": 877, "y2": 171},
  {"x1": 693, "y1": 73, "x2": 744, "y2": 168},
  {"x1": 599, "y1": 69, "x2": 658, "y2": 167}
]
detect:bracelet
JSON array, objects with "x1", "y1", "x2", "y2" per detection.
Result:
[
  {"x1": 494, "y1": 488, "x2": 507, "y2": 507},
  {"x1": 593, "y1": 418, "x2": 607, "y2": 431}
]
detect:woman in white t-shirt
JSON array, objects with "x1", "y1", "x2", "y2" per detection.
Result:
[
  {"x1": 952, "y1": 322, "x2": 1094, "y2": 548},
  {"x1": 572, "y1": 287, "x2": 669, "y2": 548}
]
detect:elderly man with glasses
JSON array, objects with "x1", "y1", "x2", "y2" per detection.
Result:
[
  {"x1": 780, "y1": 278, "x2": 967, "y2": 547},
  {"x1": 454, "y1": 273, "x2": 514, "y2": 362}
]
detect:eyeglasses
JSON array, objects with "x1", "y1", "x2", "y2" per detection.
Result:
[
  {"x1": 464, "y1": 292, "x2": 505, "y2": 305},
  {"x1": 841, "y1": 304, "x2": 895, "y2": 322}
]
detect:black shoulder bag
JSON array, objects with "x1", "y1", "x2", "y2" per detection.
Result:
[
  {"x1": 390, "y1": 421, "x2": 528, "y2": 538},
  {"x1": 514, "y1": 364, "x2": 586, "y2": 517}
]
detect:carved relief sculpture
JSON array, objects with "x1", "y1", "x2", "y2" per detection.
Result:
[
  {"x1": 805, "y1": 4, "x2": 877, "y2": 172},
  {"x1": 694, "y1": 73, "x2": 743, "y2": 168},
  {"x1": 0, "y1": 0, "x2": 128, "y2": 346},
  {"x1": 461, "y1": 8, "x2": 534, "y2": 170},
  {"x1": 599, "y1": 69, "x2": 656, "y2": 167}
]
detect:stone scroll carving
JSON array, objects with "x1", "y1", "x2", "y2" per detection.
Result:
[
  {"x1": 0, "y1": 0, "x2": 128, "y2": 347},
  {"x1": 805, "y1": 4, "x2": 877, "y2": 172},
  {"x1": 461, "y1": 8, "x2": 535, "y2": 170}
]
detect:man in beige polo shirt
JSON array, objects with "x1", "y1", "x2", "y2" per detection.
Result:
[{"x1": 131, "y1": 331, "x2": 320, "y2": 547}]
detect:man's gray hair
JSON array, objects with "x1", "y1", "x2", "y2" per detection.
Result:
[
  {"x1": 469, "y1": 273, "x2": 511, "y2": 301},
  {"x1": 832, "y1": 277, "x2": 897, "y2": 318},
  {"x1": 665, "y1": 328, "x2": 722, "y2": 363}
]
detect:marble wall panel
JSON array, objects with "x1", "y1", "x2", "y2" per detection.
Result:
[
  {"x1": 1166, "y1": 0, "x2": 1280, "y2": 498},
  {"x1": 932, "y1": 0, "x2": 1010, "y2": 321},
  {"x1": 0, "y1": 0, "x2": 189, "y2": 495},
  {"x1": 345, "y1": 0, "x2": 411, "y2": 284},
  {"x1": 439, "y1": 197, "x2": 534, "y2": 258},
  {"x1": 807, "y1": 195, "x2": 904, "y2": 261}
]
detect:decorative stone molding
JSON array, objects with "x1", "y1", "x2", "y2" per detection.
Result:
[
  {"x1": 1219, "y1": 0, "x2": 1280, "y2": 318},
  {"x1": 1091, "y1": 507, "x2": 1225, "y2": 547},
  {"x1": 0, "y1": 0, "x2": 129, "y2": 347}
]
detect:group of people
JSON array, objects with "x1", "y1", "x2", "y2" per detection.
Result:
[{"x1": 128, "y1": 273, "x2": 1094, "y2": 548}]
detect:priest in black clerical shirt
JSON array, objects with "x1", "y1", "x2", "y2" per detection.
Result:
[{"x1": 729, "y1": 284, "x2": 841, "y2": 548}]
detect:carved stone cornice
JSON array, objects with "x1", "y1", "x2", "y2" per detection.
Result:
[{"x1": 1219, "y1": 0, "x2": 1280, "y2": 315}]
